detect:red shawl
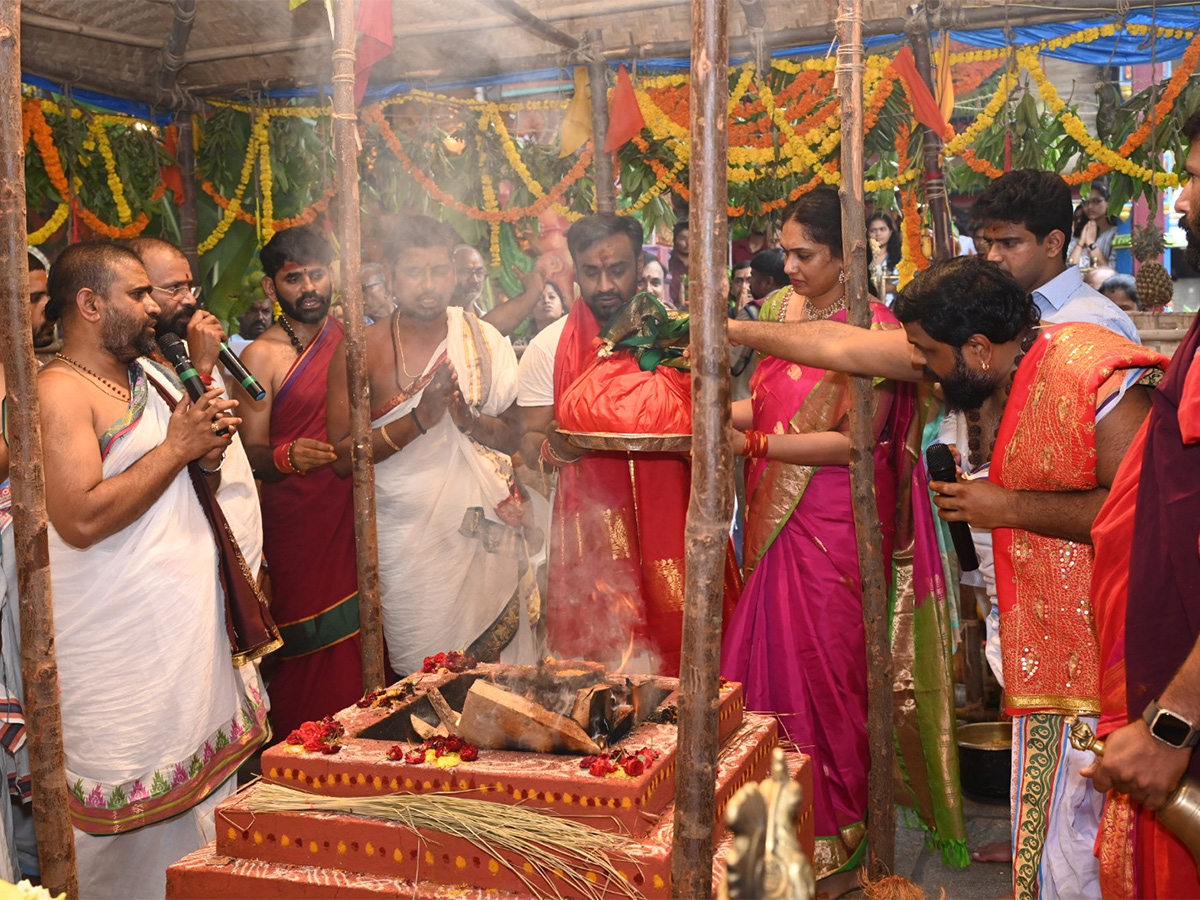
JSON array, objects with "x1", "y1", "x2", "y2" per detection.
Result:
[{"x1": 546, "y1": 300, "x2": 739, "y2": 676}]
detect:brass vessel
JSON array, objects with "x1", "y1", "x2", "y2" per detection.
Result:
[{"x1": 1067, "y1": 716, "x2": 1200, "y2": 877}]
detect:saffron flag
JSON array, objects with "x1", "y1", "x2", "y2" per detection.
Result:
[
  {"x1": 354, "y1": 0, "x2": 393, "y2": 105},
  {"x1": 604, "y1": 64, "x2": 645, "y2": 154},
  {"x1": 936, "y1": 32, "x2": 955, "y2": 128},
  {"x1": 560, "y1": 67, "x2": 593, "y2": 158},
  {"x1": 893, "y1": 45, "x2": 949, "y2": 137}
]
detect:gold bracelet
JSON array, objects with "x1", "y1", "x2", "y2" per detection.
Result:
[{"x1": 380, "y1": 421, "x2": 403, "y2": 452}]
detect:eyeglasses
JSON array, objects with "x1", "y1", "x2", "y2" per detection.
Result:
[{"x1": 153, "y1": 283, "x2": 201, "y2": 301}]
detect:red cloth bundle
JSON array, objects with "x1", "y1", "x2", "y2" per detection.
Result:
[{"x1": 558, "y1": 347, "x2": 692, "y2": 435}]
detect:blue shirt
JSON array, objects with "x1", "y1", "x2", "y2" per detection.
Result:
[{"x1": 1032, "y1": 266, "x2": 1139, "y2": 342}]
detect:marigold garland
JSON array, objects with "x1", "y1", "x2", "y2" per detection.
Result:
[{"x1": 28, "y1": 203, "x2": 70, "y2": 246}]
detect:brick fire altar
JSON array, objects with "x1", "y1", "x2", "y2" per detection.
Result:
[{"x1": 166, "y1": 661, "x2": 812, "y2": 899}]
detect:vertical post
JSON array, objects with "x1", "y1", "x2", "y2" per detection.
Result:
[
  {"x1": 585, "y1": 30, "x2": 615, "y2": 214},
  {"x1": 176, "y1": 113, "x2": 200, "y2": 277},
  {"x1": 909, "y1": 23, "x2": 954, "y2": 262},
  {"x1": 0, "y1": 2, "x2": 79, "y2": 895},
  {"x1": 837, "y1": 0, "x2": 895, "y2": 879},
  {"x1": 331, "y1": 0, "x2": 386, "y2": 691},
  {"x1": 671, "y1": 0, "x2": 730, "y2": 897}
]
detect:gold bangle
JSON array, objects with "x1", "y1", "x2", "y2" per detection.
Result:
[{"x1": 380, "y1": 421, "x2": 402, "y2": 452}]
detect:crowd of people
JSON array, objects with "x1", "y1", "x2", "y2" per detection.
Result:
[{"x1": 0, "y1": 94, "x2": 1196, "y2": 900}]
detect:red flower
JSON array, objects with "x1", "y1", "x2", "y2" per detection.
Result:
[
  {"x1": 458, "y1": 744, "x2": 479, "y2": 762},
  {"x1": 405, "y1": 750, "x2": 426, "y2": 764},
  {"x1": 387, "y1": 745, "x2": 405, "y2": 761},
  {"x1": 445, "y1": 736, "x2": 463, "y2": 753},
  {"x1": 580, "y1": 756, "x2": 597, "y2": 770},
  {"x1": 421, "y1": 651, "x2": 478, "y2": 674},
  {"x1": 622, "y1": 758, "x2": 645, "y2": 777}
]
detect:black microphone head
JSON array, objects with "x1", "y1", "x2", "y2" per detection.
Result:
[
  {"x1": 924, "y1": 442, "x2": 957, "y2": 484},
  {"x1": 157, "y1": 332, "x2": 188, "y2": 366}
]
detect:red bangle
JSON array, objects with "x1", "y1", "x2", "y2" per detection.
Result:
[
  {"x1": 540, "y1": 437, "x2": 575, "y2": 468},
  {"x1": 741, "y1": 430, "x2": 769, "y2": 458},
  {"x1": 273, "y1": 441, "x2": 299, "y2": 475}
]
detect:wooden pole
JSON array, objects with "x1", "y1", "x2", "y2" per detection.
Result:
[
  {"x1": 176, "y1": 113, "x2": 200, "y2": 277},
  {"x1": 909, "y1": 19, "x2": 955, "y2": 263},
  {"x1": 331, "y1": 0, "x2": 386, "y2": 692},
  {"x1": 585, "y1": 30, "x2": 615, "y2": 215},
  {"x1": 670, "y1": 0, "x2": 730, "y2": 896},
  {"x1": 0, "y1": 2, "x2": 78, "y2": 895},
  {"x1": 836, "y1": 0, "x2": 895, "y2": 879},
  {"x1": 157, "y1": 0, "x2": 197, "y2": 89}
]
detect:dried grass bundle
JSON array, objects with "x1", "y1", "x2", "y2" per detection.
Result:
[
  {"x1": 245, "y1": 782, "x2": 641, "y2": 900},
  {"x1": 857, "y1": 872, "x2": 946, "y2": 900}
]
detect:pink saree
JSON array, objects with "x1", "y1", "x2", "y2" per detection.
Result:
[{"x1": 721, "y1": 298, "x2": 907, "y2": 877}]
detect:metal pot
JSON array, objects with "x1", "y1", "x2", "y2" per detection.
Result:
[{"x1": 957, "y1": 721, "x2": 1012, "y2": 800}]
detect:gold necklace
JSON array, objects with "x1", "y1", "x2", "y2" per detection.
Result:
[
  {"x1": 55, "y1": 353, "x2": 130, "y2": 401},
  {"x1": 805, "y1": 293, "x2": 848, "y2": 321},
  {"x1": 390, "y1": 308, "x2": 422, "y2": 383}
]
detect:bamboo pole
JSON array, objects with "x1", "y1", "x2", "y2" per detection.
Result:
[
  {"x1": 670, "y1": 0, "x2": 730, "y2": 896},
  {"x1": 0, "y1": 2, "x2": 78, "y2": 895},
  {"x1": 909, "y1": 20, "x2": 955, "y2": 263},
  {"x1": 331, "y1": 0, "x2": 386, "y2": 692},
  {"x1": 176, "y1": 113, "x2": 200, "y2": 277},
  {"x1": 157, "y1": 0, "x2": 198, "y2": 89},
  {"x1": 585, "y1": 31, "x2": 615, "y2": 215},
  {"x1": 836, "y1": 0, "x2": 895, "y2": 879}
]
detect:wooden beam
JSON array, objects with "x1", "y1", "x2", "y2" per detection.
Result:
[
  {"x1": 20, "y1": 9, "x2": 161, "y2": 49},
  {"x1": 331, "y1": 0, "x2": 386, "y2": 693},
  {"x1": 836, "y1": 0, "x2": 895, "y2": 880},
  {"x1": 585, "y1": 31, "x2": 614, "y2": 214},
  {"x1": 21, "y1": 59, "x2": 205, "y2": 112},
  {"x1": 0, "y1": 2, "x2": 78, "y2": 895},
  {"x1": 477, "y1": 0, "x2": 579, "y2": 49},
  {"x1": 176, "y1": 112, "x2": 200, "y2": 274},
  {"x1": 909, "y1": 19, "x2": 955, "y2": 262},
  {"x1": 158, "y1": 0, "x2": 198, "y2": 90},
  {"x1": 183, "y1": 35, "x2": 328, "y2": 66},
  {"x1": 670, "y1": 0, "x2": 730, "y2": 896}
]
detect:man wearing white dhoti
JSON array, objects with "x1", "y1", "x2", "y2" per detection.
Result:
[
  {"x1": 37, "y1": 243, "x2": 271, "y2": 899},
  {"x1": 327, "y1": 217, "x2": 536, "y2": 676}
]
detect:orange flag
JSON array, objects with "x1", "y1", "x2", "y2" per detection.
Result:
[
  {"x1": 937, "y1": 33, "x2": 956, "y2": 127},
  {"x1": 893, "y1": 45, "x2": 949, "y2": 136},
  {"x1": 604, "y1": 64, "x2": 645, "y2": 154},
  {"x1": 354, "y1": 0, "x2": 393, "y2": 105}
]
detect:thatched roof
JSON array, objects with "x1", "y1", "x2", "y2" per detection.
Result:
[{"x1": 16, "y1": 0, "x2": 930, "y2": 108}]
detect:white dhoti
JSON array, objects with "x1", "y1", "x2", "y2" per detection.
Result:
[{"x1": 374, "y1": 308, "x2": 536, "y2": 676}]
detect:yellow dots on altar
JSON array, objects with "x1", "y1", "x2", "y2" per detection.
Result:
[
  {"x1": 523, "y1": 862, "x2": 534, "y2": 874},
  {"x1": 342, "y1": 772, "x2": 351, "y2": 785},
  {"x1": 337, "y1": 840, "x2": 347, "y2": 855},
  {"x1": 586, "y1": 872, "x2": 598, "y2": 883},
  {"x1": 227, "y1": 826, "x2": 238, "y2": 841},
  {"x1": 622, "y1": 797, "x2": 632, "y2": 808},
  {"x1": 251, "y1": 830, "x2": 263, "y2": 845},
  {"x1": 281, "y1": 835, "x2": 290, "y2": 848},
  {"x1": 512, "y1": 788, "x2": 523, "y2": 800},
  {"x1": 373, "y1": 776, "x2": 383, "y2": 790},
  {"x1": 562, "y1": 793, "x2": 573, "y2": 804},
  {"x1": 309, "y1": 841, "x2": 319, "y2": 854},
  {"x1": 390, "y1": 778, "x2": 400, "y2": 790},
  {"x1": 653, "y1": 875, "x2": 666, "y2": 889},
  {"x1": 423, "y1": 780, "x2": 433, "y2": 790},
  {"x1": 494, "y1": 781, "x2": 504, "y2": 793},
  {"x1": 394, "y1": 849, "x2": 403, "y2": 863},
  {"x1": 425, "y1": 850, "x2": 435, "y2": 866},
  {"x1": 456, "y1": 855, "x2": 467, "y2": 870},
  {"x1": 283, "y1": 768, "x2": 293, "y2": 779},
  {"x1": 268, "y1": 767, "x2": 279, "y2": 779},
  {"x1": 553, "y1": 868, "x2": 564, "y2": 879},
  {"x1": 296, "y1": 770, "x2": 306, "y2": 784},
  {"x1": 356, "y1": 774, "x2": 366, "y2": 785},
  {"x1": 458, "y1": 779, "x2": 468, "y2": 790},
  {"x1": 488, "y1": 859, "x2": 499, "y2": 875},
  {"x1": 365, "y1": 843, "x2": 374, "y2": 857},
  {"x1": 404, "y1": 778, "x2": 414, "y2": 789}
]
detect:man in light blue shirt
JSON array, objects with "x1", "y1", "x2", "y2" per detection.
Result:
[{"x1": 969, "y1": 169, "x2": 1138, "y2": 340}]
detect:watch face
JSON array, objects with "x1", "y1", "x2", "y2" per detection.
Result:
[{"x1": 1155, "y1": 711, "x2": 1193, "y2": 746}]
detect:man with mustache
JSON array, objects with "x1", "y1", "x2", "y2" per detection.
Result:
[
  {"x1": 1085, "y1": 109, "x2": 1200, "y2": 899},
  {"x1": 234, "y1": 226, "x2": 362, "y2": 738},
  {"x1": 326, "y1": 216, "x2": 535, "y2": 674},
  {"x1": 36, "y1": 242, "x2": 266, "y2": 899},
  {"x1": 516, "y1": 214, "x2": 738, "y2": 676}
]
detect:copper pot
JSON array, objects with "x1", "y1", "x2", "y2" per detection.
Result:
[{"x1": 957, "y1": 721, "x2": 1012, "y2": 800}]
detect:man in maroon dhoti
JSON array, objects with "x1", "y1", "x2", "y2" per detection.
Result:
[
  {"x1": 236, "y1": 226, "x2": 362, "y2": 737},
  {"x1": 1086, "y1": 108, "x2": 1200, "y2": 899}
]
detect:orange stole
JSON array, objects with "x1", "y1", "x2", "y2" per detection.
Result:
[{"x1": 991, "y1": 324, "x2": 1165, "y2": 718}]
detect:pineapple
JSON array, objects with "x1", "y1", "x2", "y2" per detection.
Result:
[{"x1": 1132, "y1": 223, "x2": 1174, "y2": 311}]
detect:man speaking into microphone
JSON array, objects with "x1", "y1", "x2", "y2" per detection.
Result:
[{"x1": 125, "y1": 237, "x2": 264, "y2": 590}]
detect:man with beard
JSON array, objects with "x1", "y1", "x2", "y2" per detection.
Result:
[
  {"x1": 737, "y1": 256, "x2": 1161, "y2": 898},
  {"x1": 37, "y1": 242, "x2": 269, "y2": 898},
  {"x1": 326, "y1": 217, "x2": 535, "y2": 674},
  {"x1": 27, "y1": 249, "x2": 58, "y2": 359},
  {"x1": 1084, "y1": 110, "x2": 1200, "y2": 898},
  {"x1": 126, "y1": 237, "x2": 263, "y2": 590},
  {"x1": 451, "y1": 245, "x2": 489, "y2": 318},
  {"x1": 228, "y1": 298, "x2": 273, "y2": 356},
  {"x1": 516, "y1": 214, "x2": 739, "y2": 676},
  {"x1": 235, "y1": 226, "x2": 362, "y2": 737}
]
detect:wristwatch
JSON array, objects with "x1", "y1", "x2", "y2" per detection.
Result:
[
  {"x1": 1143, "y1": 699, "x2": 1200, "y2": 749},
  {"x1": 1087, "y1": 242, "x2": 1097, "y2": 250}
]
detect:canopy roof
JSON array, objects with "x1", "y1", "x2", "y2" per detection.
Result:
[{"x1": 18, "y1": 0, "x2": 1200, "y2": 116}]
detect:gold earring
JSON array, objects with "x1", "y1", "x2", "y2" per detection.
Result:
[
  {"x1": 838, "y1": 269, "x2": 845, "y2": 284},
  {"x1": 981, "y1": 361, "x2": 990, "y2": 372}
]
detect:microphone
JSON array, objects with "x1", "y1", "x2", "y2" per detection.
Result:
[
  {"x1": 218, "y1": 341, "x2": 266, "y2": 401},
  {"x1": 159, "y1": 333, "x2": 230, "y2": 437},
  {"x1": 925, "y1": 442, "x2": 979, "y2": 572}
]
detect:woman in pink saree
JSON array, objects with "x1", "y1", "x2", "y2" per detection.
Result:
[{"x1": 721, "y1": 189, "x2": 910, "y2": 878}]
